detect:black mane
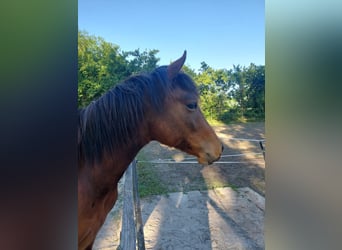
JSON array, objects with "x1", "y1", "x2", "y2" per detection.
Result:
[{"x1": 78, "y1": 66, "x2": 197, "y2": 164}]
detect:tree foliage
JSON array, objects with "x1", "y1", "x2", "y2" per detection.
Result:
[
  {"x1": 122, "y1": 49, "x2": 160, "y2": 75},
  {"x1": 78, "y1": 31, "x2": 264, "y2": 122},
  {"x1": 78, "y1": 31, "x2": 159, "y2": 107},
  {"x1": 193, "y1": 62, "x2": 265, "y2": 122}
]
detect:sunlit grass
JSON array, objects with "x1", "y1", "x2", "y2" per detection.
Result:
[{"x1": 206, "y1": 118, "x2": 226, "y2": 126}]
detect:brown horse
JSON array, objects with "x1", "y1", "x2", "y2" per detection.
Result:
[{"x1": 78, "y1": 51, "x2": 223, "y2": 250}]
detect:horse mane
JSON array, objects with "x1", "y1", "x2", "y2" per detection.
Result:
[{"x1": 78, "y1": 66, "x2": 198, "y2": 164}]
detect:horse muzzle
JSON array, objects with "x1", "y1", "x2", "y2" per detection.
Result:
[{"x1": 197, "y1": 144, "x2": 224, "y2": 165}]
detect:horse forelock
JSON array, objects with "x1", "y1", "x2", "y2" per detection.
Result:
[{"x1": 172, "y1": 72, "x2": 198, "y2": 97}]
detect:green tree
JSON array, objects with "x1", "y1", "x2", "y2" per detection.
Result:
[
  {"x1": 122, "y1": 49, "x2": 160, "y2": 75},
  {"x1": 78, "y1": 31, "x2": 130, "y2": 107},
  {"x1": 78, "y1": 30, "x2": 264, "y2": 122},
  {"x1": 244, "y1": 64, "x2": 265, "y2": 119},
  {"x1": 182, "y1": 64, "x2": 197, "y2": 79},
  {"x1": 228, "y1": 65, "x2": 246, "y2": 116},
  {"x1": 227, "y1": 64, "x2": 265, "y2": 120},
  {"x1": 195, "y1": 62, "x2": 231, "y2": 120}
]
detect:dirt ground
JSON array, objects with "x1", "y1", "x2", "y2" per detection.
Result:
[
  {"x1": 141, "y1": 187, "x2": 264, "y2": 250},
  {"x1": 138, "y1": 122, "x2": 265, "y2": 196},
  {"x1": 93, "y1": 122, "x2": 265, "y2": 250}
]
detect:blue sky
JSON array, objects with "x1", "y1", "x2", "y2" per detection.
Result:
[{"x1": 78, "y1": 0, "x2": 264, "y2": 70}]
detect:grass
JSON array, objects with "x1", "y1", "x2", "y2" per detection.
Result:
[
  {"x1": 206, "y1": 117, "x2": 226, "y2": 126},
  {"x1": 136, "y1": 145, "x2": 240, "y2": 197},
  {"x1": 137, "y1": 152, "x2": 239, "y2": 197},
  {"x1": 136, "y1": 152, "x2": 169, "y2": 198},
  {"x1": 204, "y1": 182, "x2": 239, "y2": 192}
]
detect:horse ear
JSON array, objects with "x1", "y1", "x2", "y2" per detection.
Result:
[{"x1": 167, "y1": 50, "x2": 187, "y2": 80}]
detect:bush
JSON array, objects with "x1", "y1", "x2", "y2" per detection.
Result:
[{"x1": 218, "y1": 108, "x2": 242, "y2": 123}]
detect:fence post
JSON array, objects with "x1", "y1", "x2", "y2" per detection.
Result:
[
  {"x1": 119, "y1": 163, "x2": 136, "y2": 250},
  {"x1": 132, "y1": 160, "x2": 146, "y2": 250},
  {"x1": 119, "y1": 160, "x2": 145, "y2": 250}
]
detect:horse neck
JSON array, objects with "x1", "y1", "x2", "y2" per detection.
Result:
[
  {"x1": 106, "y1": 141, "x2": 144, "y2": 178},
  {"x1": 79, "y1": 85, "x2": 154, "y2": 189},
  {"x1": 90, "y1": 124, "x2": 150, "y2": 188}
]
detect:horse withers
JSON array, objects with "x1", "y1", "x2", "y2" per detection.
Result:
[{"x1": 78, "y1": 51, "x2": 223, "y2": 249}]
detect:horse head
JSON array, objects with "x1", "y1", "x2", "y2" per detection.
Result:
[{"x1": 148, "y1": 51, "x2": 223, "y2": 164}]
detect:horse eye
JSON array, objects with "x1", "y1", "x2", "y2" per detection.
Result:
[{"x1": 186, "y1": 102, "x2": 197, "y2": 110}]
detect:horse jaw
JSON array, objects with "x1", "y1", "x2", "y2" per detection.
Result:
[{"x1": 174, "y1": 137, "x2": 222, "y2": 166}]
